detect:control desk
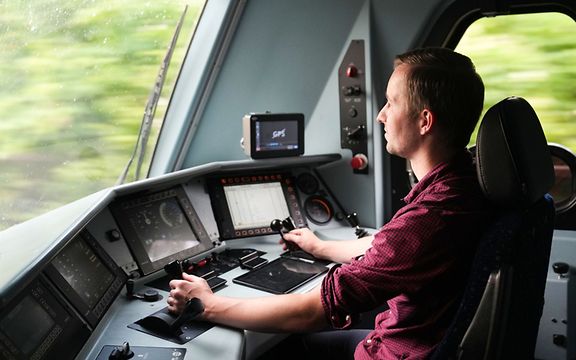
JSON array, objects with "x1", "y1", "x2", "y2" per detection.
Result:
[{"x1": 0, "y1": 154, "x2": 371, "y2": 360}]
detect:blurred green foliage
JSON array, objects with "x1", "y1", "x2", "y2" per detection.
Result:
[
  {"x1": 0, "y1": 0, "x2": 204, "y2": 229},
  {"x1": 456, "y1": 13, "x2": 576, "y2": 148}
]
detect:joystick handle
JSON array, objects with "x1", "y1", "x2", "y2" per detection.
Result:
[
  {"x1": 170, "y1": 298, "x2": 205, "y2": 334},
  {"x1": 270, "y1": 217, "x2": 299, "y2": 251},
  {"x1": 164, "y1": 260, "x2": 184, "y2": 280},
  {"x1": 109, "y1": 341, "x2": 134, "y2": 360}
]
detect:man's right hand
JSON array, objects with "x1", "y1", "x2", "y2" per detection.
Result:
[{"x1": 281, "y1": 228, "x2": 323, "y2": 258}]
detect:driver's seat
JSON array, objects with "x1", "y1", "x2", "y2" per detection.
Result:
[{"x1": 431, "y1": 96, "x2": 555, "y2": 359}]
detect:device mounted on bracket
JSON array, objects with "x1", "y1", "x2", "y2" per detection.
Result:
[
  {"x1": 338, "y1": 39, "x2": 368, "y2": 174},
  {"x1": 241, "y1": 112, "x2": 304, "y2": 159}
]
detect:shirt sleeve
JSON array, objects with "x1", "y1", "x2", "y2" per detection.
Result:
[{"x1": 320, "y1": 203, "x2": 458, "y2": 329}]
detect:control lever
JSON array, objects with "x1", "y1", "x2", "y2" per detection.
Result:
[
  {"x1": 108, "y1": 341, "x2": 134, "y2": 360},
  {"x1": 169, "y1": 298, "x2": 205, "y2": 334},
  {"x1": 346, "y1": 212, "x2": 369, "y2": 239},
  {"x1": 270, "y1": 217, "x2": 298, "y2": 251},
  {"x1": 164, "y1": 259, "x2": 184, "y2": 280},
  {"x1": 136, "y1": 298, "x2": 205, "y2": 336}
]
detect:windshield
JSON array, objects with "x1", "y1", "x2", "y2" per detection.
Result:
[{"x1": 0, "y1": 0, "x2": 206, "y2": 231}]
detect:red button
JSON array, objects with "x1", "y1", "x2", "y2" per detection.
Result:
[
  {"x1": 351, "y1": 154, "x2": 368, "y2": 170},
  {"x1": 346, "y1": 65, "x2": 358, "y2": 78}
]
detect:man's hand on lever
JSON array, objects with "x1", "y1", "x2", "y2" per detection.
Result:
[
  {"x1": 283, "y1": 228, "x2": 375, "y2": 265},
  {"x1": 281, "y1": 228, "x2": 323, "y2": 257},
  {"x1": 167, "y1": 273, "x2": 212, "y2": 315}
]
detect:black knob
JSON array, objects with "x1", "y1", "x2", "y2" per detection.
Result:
[
  {"x1": 553, "y1": 262, "x2": 570, "y2": 275},
  {"x1": 143, "y1": 289, "x2": 160, "y2": 302},
  {"x1": 346, "y1": 212, "x2": 359, "y2": 227},
  {"x1": 347, "y1": 125, "x2": 365, "y2": 140},
  {"x1": 109, "y1": 342, "x2": 134, "y2": 360},
  {"x1": 270, "y1": 219, "x2": 283, "y2": 232},
  {"x1": 281, "y1": 217, "x2": 296, "y2": 231},
  {"x1": 125, "y1": 279, "x2": 135, "y2": 299}
]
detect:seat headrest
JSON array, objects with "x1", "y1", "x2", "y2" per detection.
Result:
[{"x1": 476, "y1": 96, "x2": 555, "y2": 209}]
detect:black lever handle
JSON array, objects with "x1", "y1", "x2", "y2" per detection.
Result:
[{"x1": 270, "y1": 217, "x2": 298, "y2": 251}]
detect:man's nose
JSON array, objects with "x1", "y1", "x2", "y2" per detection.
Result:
[{"x1": 377, "y1": 108, "x2": 386, "y2": 124}]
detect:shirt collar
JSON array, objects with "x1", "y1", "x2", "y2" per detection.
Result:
[{"x1": 403, "y1": 150, "x2": 474, "y2": 204}]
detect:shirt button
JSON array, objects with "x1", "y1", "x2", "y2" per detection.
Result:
[{"x1": 331, "y1": 316, "x2": 336, "y2": 321}]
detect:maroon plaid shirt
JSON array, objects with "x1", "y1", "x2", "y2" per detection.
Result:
[{"x1": 321, "y1": 150, "x2": 492, "y2": 359}]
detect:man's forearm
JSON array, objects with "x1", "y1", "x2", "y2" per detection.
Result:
[
  {"x1": 316, "y1": 236, "x2": 373, "y2": 264},
  {"x1": 202, "y1": 286, "x2": 327, "y2": 333}
]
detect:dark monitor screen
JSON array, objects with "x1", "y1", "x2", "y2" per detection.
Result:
[
  {"x1": 51, "y1": 237, "x2": 115, "y2": 309},
  {"x1": 208, "y1": 173, "x2": 307, "y2": 240},
  {"x1": 0, "y1": 278, "x2": 91, "y2": 359},
  {"x1": 0, "y1": 295, "x2": 54, "y2": 356},
  {"x1": 111, "y1": 185, "x2": 213, "y2": 275},
  {"x1": 44, "y1": 230, "x2": 126, "y2": 327}
]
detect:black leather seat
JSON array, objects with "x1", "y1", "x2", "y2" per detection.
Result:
[{"x1": 431, "y1": 96, "x2": 555, "y2": 359}]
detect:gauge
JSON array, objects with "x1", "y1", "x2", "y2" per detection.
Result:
[
  {"x1": 159, "y1": 198, "x2": 185, "y2": 227},
  {"x1": 303, "y1": 195, "x2": 333, "y2": 224},
  {"x1": 296, "y1": 172, "x2": 319, "y2": 194}
]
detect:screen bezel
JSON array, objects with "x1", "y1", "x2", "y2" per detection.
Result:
[
  {"x1": 0, "y1": 277, "x2": 91, "y2": 359},
  {"x1": 44, "y1": 230, "x2": 126, "y2": 328},
  {"x1": 249, "y1": 113, "x2": 304, "y2": 159},
  {"x1": 111, "y1": 185, "x2": 214, "y2": 275},
  {"x1": 208, "y1": 172, "x2": 307, "y2": 240}
]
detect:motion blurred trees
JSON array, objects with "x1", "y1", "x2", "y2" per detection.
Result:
[{"x1": 0, "y1": 0, "x2": 203, "y2": 229}]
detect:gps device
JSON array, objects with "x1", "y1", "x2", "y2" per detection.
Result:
[{"x1": 242, "y1": 113, "x2": 304, "y2": 159}]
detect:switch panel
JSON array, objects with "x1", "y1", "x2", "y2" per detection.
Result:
[{"x1": 339, "y1": 40, "x2": 368, "y2": 174}]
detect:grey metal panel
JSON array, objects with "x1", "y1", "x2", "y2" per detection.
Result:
[{"x1": 535, "y1": 230, "x2": 576, "y2": 360}]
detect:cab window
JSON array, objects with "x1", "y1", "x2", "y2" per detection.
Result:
[
  {"x1": 456, "y1": 12, "x2": 576, "y2": 150},
  {"x1": 0, "y1": 0, "x2": 205, "y2": 230}
]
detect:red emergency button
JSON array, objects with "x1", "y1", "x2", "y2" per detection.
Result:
[
  {"x1": 346, "y1": 65, "x2": 358, "y2": 78},
  {"x1": 351, "y1": 153, "x2": 368, "y2": 170}
]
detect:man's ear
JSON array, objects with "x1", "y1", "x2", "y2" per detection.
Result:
[{"x1": 419, "y1": 109, "x2": 435, "y2": 135}]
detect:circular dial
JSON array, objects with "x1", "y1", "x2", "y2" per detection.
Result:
[
  {"x1": 303, "y1": 195, "x2": 333, "y2": 224},
  {"x1": 296, "y1": 172, "x2": 319, "y2": 194}
]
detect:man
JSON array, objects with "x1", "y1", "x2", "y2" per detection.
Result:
[{"x1": 167, "y1": 47, "x2": 491, "y2": 359}]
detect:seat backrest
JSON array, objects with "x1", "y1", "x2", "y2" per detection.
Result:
[{"x1": 431, "y1": 96, "x2": 555, "y2": 360}]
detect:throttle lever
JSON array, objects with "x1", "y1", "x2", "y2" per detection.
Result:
[{"x1": 270, "y1": 217, "x2": 299, "y2": 251}]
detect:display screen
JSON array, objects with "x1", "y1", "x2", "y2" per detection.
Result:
[
  {"x1": 255, "y1": 120, "x2": 300, "y2": 152},
  {"x1": 245, "y1": 113, "x2": 304, "y2": 159},
  {"x1": 126, "y1": 196, "x2": 200, "y2": 262},
  {"x1": 224, "y1": 182, "x2": 290, "y2": 230},
  {"x1": 0, "y1": 278, "x2": 92, "y2": 359},
  {"x1": 52, "y1": 237, "x2": 115, "y2": 309},
  {"x1": 208, "y1": 173, "x2": 307, "y2": 240},
  {"x1": 44, "y1": 230, "x2": 126, "y2": 328},
  {"x1": 0, "y1": 295, "x2": 54, "y2": 356},
  {"x1": 111, "y1": 186, "x2": 213, "y2": 275}
]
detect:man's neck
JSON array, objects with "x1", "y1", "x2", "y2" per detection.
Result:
[{"x1": 410, "y1": 147, "x2": 458, "y2": 180}]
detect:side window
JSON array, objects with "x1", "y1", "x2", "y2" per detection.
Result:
[
  {"x1": 0, "y1": 1, "x2": 205, "y2": 230},
  {"x1": 456, "y1": 12, "x2": 576, "y2": 150}
]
